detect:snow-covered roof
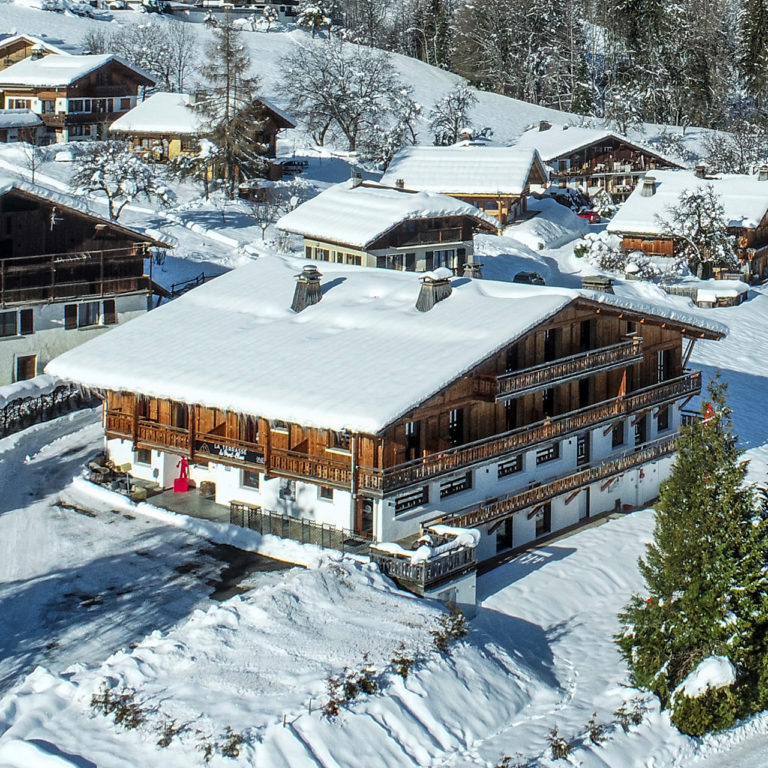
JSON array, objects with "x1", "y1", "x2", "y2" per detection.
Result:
[
  {"x1": 45, "y1": 255, "x2": 726, "y2": 434},
  {"x1": 512, "y1": 124, "x2": 680, "y2": 167},
  {"x1": 110, "y1": 92, "x2": 204, "y2": 136},
  {"x1": 380, "y1": 146, "x2": 547, "y2": 196},
  {"x1": 110, "y1": 92, "x2": 296, "y2": 136},
  {"x1": 0, "y1": 109, "x2": 42, "y2": 129},
  {"x1": 277, "y1": 181, "x2": 499, "y2": 249},
  {"x1": 0, "y1": 174, "x2": 169, "y2": 246},
  {"x1": 0, "y1": 33, "x2": 75, "y2": 57},
  {"x1": 0, "y1": 54, "x2": 155, "y2": 88},
  {"x1": 607, "y1": 170, "x2": 768, "y2": 236}
]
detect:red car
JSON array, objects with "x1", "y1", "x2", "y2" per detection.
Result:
[{"x1": 577, "y1": 209, "x2": 602, "y2": 224}]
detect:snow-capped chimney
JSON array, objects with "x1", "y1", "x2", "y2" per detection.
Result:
[
  {"x1": 395, "y1": 178, "x2": 405, "y2": 190},
  {"x1": 463, "y1": 262, "x2": 483, "y2": 279},
  {"x1": 416, "y1": 269, "x2": 452, "y2": 312},
  {"x1": 539, "y1": 120, "x2": 551, "y2": 132},
  {"x1": 759, "y1": 165, "x2": 768, "y2": 181},
  {"x1": 30, "y1": 43, "x2": 45, "y2": 60},
  {"x1": 694, "y1": 164, "x2": 706, "y2": 179},
  {"x1": 640, "y1": 176, "x2": 656, "y2": 197},
  {"x1": 291, "y1": 265, "x2": 323, "y2": 313},
  {"x1": 350, "y1": 172, "x2": 363, "y2": 189}
]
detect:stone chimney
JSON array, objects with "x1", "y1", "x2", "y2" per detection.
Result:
[
  {"x1": 640, "y1": 176, "x2": 656, "y2": 197},
  {"x1": 30, "y1": 44, "x2": 45, "y2": 60},
  {"x1": 350, "y1": 172, "x2": 363, "y2": 188},
  {"x1": 416, "y1": 270, "x2": 452, "y2": 312},
  {"x1": 694, "y1": 164, "x2": 706, "y2": 179},
  {"x1": 539, "y1": 120, "x2": 551, "y2": 132},
  {"x1": 759, "y1": 165, "x2": 768, "y2": 181},
  {"x1": 395, "y1": 178, "x2": 405, "y2": 190},
  {"x1": 463, "y1": 262, "x2": 483, "y2": 279},
  {"x1": 291, "y1": 265, "x2": 323, "y2": 313}
]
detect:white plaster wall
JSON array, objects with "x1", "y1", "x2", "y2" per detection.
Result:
[
  {"x1": 424, "y1": 570, "x2": 477, "y2": 615},
  {"x1": 0, "y1": 294, "x2": 147, "y2": 385}
]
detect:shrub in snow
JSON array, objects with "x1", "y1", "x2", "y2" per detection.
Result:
[
  {"x1": 431, "y1": 604, "x2": 468, "y2": 653},
  {"x1": 616, "y1": 379, "x2": 768, "y2": 734},
  {"x1": 198, "y1": 737, "x2": 215, "y2": 763},
  {"x1": 90, "y1": 683, "x2": 147, "y2": 730},
  {"x1": 220, "y1": 726, "x2": 246, "y2": 758},
  {"x1": 156, "y1": 718, "x2": 181, "y2": 748},
  {"x1": 391, "y1": 642, "x2": 415, "y2": 679},
  {"x1": 356, "y1": 654, "x2": 379, "y2": 695},
  {"x1": 590, "y1": 188, "x2": 617, "y2": 218},
  {"x1": 546, "y1": 725, "x2": 572, "y2": 759},
  {"x1": 576, "y1": 231, "x2": 627, "y2": 273},
  {"x1": 586, "y1": 712, "x2": 606, "y2": 744},
  {"x1": 613, "y1": 701, "x2": 632, "y2": 732},
  {"x1": 671, "y1": 685, "x2": 738, "y2": 737}
]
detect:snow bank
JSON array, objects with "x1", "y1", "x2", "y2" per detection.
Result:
[
  {"x1": 0, "y1": 374, "x2": 60, "y2": 408},
  {"x1": 505, "y1": 197, "x2": 589, "y2": 250},
  {"x1": 678, "y1": 656, "x2": 736, "y2": 699}
]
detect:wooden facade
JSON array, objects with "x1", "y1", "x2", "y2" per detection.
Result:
[
  {"x1": 1, "y1": 58, "x2": 153, "y2": 143},
  {"x1": 0, "y1": 186, "x2": 160, "y2": 305},
  {"x1": 0, "y1": 37, "x2": 65, "y2": 71},
  {"x1": 102, "y1": 299, "x2": 718, "y2": 536}
]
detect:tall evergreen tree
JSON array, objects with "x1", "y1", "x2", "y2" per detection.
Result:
[
  {"x1": 741, "y1": 0, "x2": 768, "y2": 107},
  {"x1": 194, "y1": 18, "x2": 263, "y2": 197},
  {"x1": 617, "y1": 380, "x2": 768, "y2": 735}
]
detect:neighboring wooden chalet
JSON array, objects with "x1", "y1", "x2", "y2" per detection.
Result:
[
  {"x1": 0, "y1": 34, "x2": 73, "y2": 71},
  {"x1": 380, "y1": 146, "x2": 548, "y2": 225},
  {"x1": 607, "y1": 169, "x2": 768, "y2": 281},
  {"x1": 109, "y1": 91, "x2": 296, "y2": 179},
  {"x1": 0, "y1": 109, "x2": 43, "y2": 143},
  {"x1": 513, "y1": 123, "x2": 683, "y2": 201},
  {"x1": 0, "y1": 177, "x2": 169, "y2": 385},
  {"x1": 277, "y1": 179, "x2": 498, "y2": 273},
  {"x1": 0, "y1": 54, "x2": 155, "y2": 143},
  {"x1": 47, "y1": 255, "x2": 724, "y2": 584}
]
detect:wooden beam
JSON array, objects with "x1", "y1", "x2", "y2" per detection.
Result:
[
  {"x1": 682, "y1": 338, "x2": 696, "y2": 369},
  {"x1": 601, "y1": 476, "x2": 620, "y2": 492},
  {"x1": 564, "y1": 489, "x2": 582, "y2": 506},
  {"x1": 603, "y1": 418, "x2": 623, "y2": 436},
  {"x1": 527, "y1": 503, "x2": 547, "y2": 520},
  {"x1": 631, "y1": 409, "x2": 650, "y2": 426},
  {"x1": 677, "y1": 394, "x2": 696, "y2": 411}
]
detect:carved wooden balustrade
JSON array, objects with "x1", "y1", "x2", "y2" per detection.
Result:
[
  {"x1": 370, "y1": 545, "x2": 477, "y2": 594},
  {"x1": 437, "y1": 434, "x2": 678, "y2": 530},
  {"x1": 495, "y1": 337, "x2": 643, "y2": 400}
]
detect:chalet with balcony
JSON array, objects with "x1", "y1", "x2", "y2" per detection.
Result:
[
  {"x1": 513, "y1": 124, "x2": 682, "y2": 201},
  {"x1": 0, "y1": 54, "x2": 155, "y2": 143},
  {"x1": 0, "y1": 177, "x2": 169, "y2": 385},
  {"x1": 0, "y1": 109, "x2": 43, "y2": 143},
  {"x1": 607, "y1": 169, "x2": 768, "y2": 280},
  {"x1": 46, "y1": 255, "x2": 725, "y2": 571},
  {"x1": 109, "y1": 92, "x2": 296, "y2": 178},
  {"x1": 380, "y1": 146, "x2": 548, "y2": 225},
  {"x1": 0, "y1": 34, "x2": 74, "y2": 71},
  {"x1": 277, "y1": 179, "x2": 498, "y2": 273}
]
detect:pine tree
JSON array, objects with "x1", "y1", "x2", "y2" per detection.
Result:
[
  {"x1": 616, "y1": 379, "x2": 768, "y2": 734},
  {"x1": 741, "y1": 0, "x2": 768, "y2": 108},
  {"x1": 193, "y1": 17, "x2": 264, "y2": 197}
]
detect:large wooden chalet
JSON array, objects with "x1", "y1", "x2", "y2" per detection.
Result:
[
  {"x1": 109, "y1": 92, "x2": 296, "y2": 179},
  {"x1": 607, "y1": 169, "x2": 768, "y2": 280},
  {"x1": 47, "y1": 256, "x2": 724, "y2": 577},
  {"x1": 277, "y1": 179, "x2": 498, "y2": 273},
  {"x1": 513, "y1": 123, "x2": 683, "y2": 201},
  {"x1": 0, "y1": 54, "x2": 155, "y2": 143},
  {"x1": 0, "y1": 178, "x2": 168, "y2": 385},
  {"x1": 380, "y1": 146, "x2": 548, "y2": 225}
]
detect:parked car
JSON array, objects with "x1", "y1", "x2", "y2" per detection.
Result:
[
  {"x1": 513, "y1": 271, "x2": 546, "y2": 286},
  {"x1": 577, "y1": 209, "x2": 602, "y2": 224}
]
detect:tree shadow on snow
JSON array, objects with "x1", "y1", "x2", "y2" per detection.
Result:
[{"x1": 28, "y1": 740, "x2": 97, "y2": 768}]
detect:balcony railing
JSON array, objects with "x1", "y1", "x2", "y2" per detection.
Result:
[
  {"x1": 437, "y1": 434, "x2": 678, "y2": 530},
  {"x1": 370, "y1": 545, "x2": 476, "y2": 593},
  {"x1": 496, "y1": 337, "x2": 643, "y2": 400},
  {"x1": 358, "y1": 372, "x2": 700, "y2": 494},
  {"x1": 103, "y1": 372, "x2": 700, "y2": 496},
  {"x1": 393, "y1": 228, "x2": 464, "y2": 247},
  {"x1": 0, "y1": 246, "x2": 149, "y2": 305}
]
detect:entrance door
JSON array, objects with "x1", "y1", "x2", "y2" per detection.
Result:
[{"x1": 355, "y1": 496, "x2": 374, "y2": 537}]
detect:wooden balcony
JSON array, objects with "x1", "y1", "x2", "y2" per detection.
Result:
[
  {"x1": 103, "y1": 372, "x2": 700, "y2": 496},
  {"x1": 370, "y1": 544, "x2": 476, "y2": 595},
  {"x1": 0, "y1": 246, "x2": 149, "y2": 306},
  {"x1": 358, "y1": 371, "x2": 700, "y2": 495},
  {"x1": 393, "y1": 228, "x2": 464, "y2": 247},
  {"x1": 438, "y1": 434, "x2": 678, "y2": 530},
  {"x1": 496, "y1": 337, "x2": 643, "y2": 400}
]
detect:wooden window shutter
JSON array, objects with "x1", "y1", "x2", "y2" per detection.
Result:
[
  {"x1": 19, "y1": 309, "x2": 33, "y2": 336},
  {"x1": 103, "y1": 299, "x2": 116, "y2": 325},
  {"x1": 64, "y1": 304, "x2": 77, "y2": 330}
]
